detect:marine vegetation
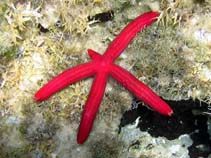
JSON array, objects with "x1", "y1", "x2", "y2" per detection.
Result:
[{"x1": 0, "y1": 0, "x2": 211, "y2": 157}]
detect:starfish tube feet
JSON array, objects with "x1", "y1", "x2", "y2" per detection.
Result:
[
  {"x1": 110, "y1": 64, "x2": 173, "y2": 116},
  {"x1": 35, "y1": 62, "x2": 97, "y2": 101},
  {"x1": 77, "y1": 72, "x2": 108, "y2": 144}
]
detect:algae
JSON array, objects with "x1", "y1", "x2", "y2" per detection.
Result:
[{"x1": 0, "y1": 0, "x2": 210, "y2": 157}]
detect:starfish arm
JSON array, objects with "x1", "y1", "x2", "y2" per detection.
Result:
[
  {"x1": 77, "y1": 71, "x2": 108, "y2": 144},
  {"x1": 87, "y1": 49, "x2": 102, "y2": 60},
  {"x1": 35, "y1": 62, "x2": 97, "y2": 101},
  {"x1": 110, "y1": 64, "x2": 173, "y2": 116},
  {"x1": 103, "y1": 11, "x2": 159, "y2": 62}
]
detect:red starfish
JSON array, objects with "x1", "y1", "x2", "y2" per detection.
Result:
[{"x1": 34, "y1": 11, "x2": 173, "y2": 144}]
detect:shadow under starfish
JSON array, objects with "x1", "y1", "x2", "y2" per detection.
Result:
[{"x1": 34, "y1": 11, "x2": 173, "y2": 144}]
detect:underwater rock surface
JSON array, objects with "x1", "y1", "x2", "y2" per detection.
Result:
[
  {"x1": 120, "y1": 98, "x2": 211, "y2": 158},
  {"x1": 0, "y1": 0, "x2": 211, "y2": 157}
]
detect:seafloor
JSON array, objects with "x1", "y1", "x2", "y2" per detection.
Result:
[{"x1": 0, "y1": 0, "x2": 211, "y2": 158}]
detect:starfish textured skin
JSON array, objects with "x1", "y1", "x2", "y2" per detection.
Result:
[{"x1": 34, "y1": 11, "x2": 173, "y2": 144}]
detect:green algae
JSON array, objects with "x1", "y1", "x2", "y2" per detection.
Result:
[
  {"x1": 90, "y1": 135, "x2": 123, "y2": 158},
  {"x1": 0, "y1": 46, "x2": 18, "y2": 61},
  {"x1": 130, "y1": 25, "x2": 187, "y2": 100},
  {"x1": 0, "y1": 145, "x2": 32, "y2": 158}
]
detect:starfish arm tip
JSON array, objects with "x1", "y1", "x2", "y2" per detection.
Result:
[
  {"x1": 155, "y1": 101, "x2": 173, "y2": 116},
  {"x1": 168, "y1": 109, "x2": 174, "y2": 116},
  {"x1": 87, "y1": 49, "x2": 102, "y2": 60},
  {"x1": 34, "y1": 92, "x2": 43, "y2": 101},
  {"x1": 77, "y1": 136, "x2": 85, "y2": 144}
]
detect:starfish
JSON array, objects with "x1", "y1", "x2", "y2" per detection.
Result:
[{"x1": 34, "y1": 11, "x2": 173, "y2": 144}]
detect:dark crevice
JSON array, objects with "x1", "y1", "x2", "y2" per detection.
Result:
[
  {"x1": 120, "y1": 98, "x2": 211, "y2": 158},
  {"x1": 88, "y1": 10, "x2": 114, "y2": 23},
  {"x1": 38, "y1": 23, "x2": 49, "y2": 33}
]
